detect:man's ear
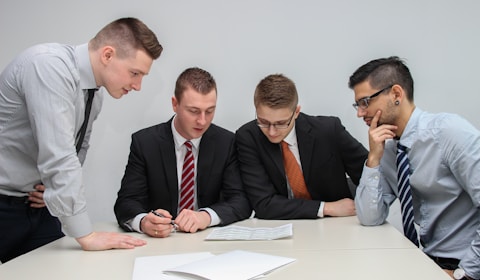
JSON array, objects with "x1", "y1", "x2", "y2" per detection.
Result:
[
  {"x1": 391, "y1": 84, "x2": 405, "y2": 103},
  {"x1": 100, "y1": 46, "x2": 115, "y2": 65},
  {"x1": 172, "y1": 96, "x2": 178, "y2": 113}
]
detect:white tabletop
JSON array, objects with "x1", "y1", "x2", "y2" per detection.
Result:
[{"x1": 0, "y1": 216, "x2": 451, "y2": 279}]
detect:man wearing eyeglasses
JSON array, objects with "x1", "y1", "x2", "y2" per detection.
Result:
[
  {"x1": 349, "y1": 56, "x2": 479, "y2": 280},
  {"x1": 235, "y1": 74, "x2": 368, "y2": 220}
]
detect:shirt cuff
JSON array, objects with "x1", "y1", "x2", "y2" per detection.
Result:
[
  {"x1": 129, "y1": 213, "x2": 148, "y2": 233},
  {"x1": 317, "y1": 201, "x2": 325, "y2": 218},
  {"x1": 199, "y1": 207, "x2": 220, "y2": 226},
  {"x1": 360, "y1": 164, "x2": 381, "y2": 189},
  {"x1": 58, "y1": 211, "x2": 92, "y2": 238}
]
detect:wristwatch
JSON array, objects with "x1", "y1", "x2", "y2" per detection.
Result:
[{"x1": 453, "y1": 268, "x2": 474, "y2": 280}]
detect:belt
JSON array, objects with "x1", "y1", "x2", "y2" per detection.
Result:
[
  {"x1": 427, "y1": 254, "x2": 460, "y2": 270},
  {"x1": 0, "y1": 193, "x2": 29, "y2": 204}
]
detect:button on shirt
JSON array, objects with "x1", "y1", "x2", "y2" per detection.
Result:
[
  {"x1": 0, "y1": 43, "x2": 103, "y2": 238},
  {"x1": 355, "y1": 107, "x2": 480, "y2": 278}
]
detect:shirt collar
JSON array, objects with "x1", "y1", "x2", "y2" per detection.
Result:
[
  {"x1": 282, "y1": 123, "x2": 298, "y2": 146},
  {"x1": 75, "y1": 43, "x2": 97, "y2": 90},
  {"x1": 399, "y1": 107, "x2": 423, "y2": 149},
  {"x1": 171, "y1": 115, "x2": 202, "y2": 151}
]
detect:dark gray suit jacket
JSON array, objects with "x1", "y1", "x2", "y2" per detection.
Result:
[
  {"x1": 235, "y1": 113, "x2": 368, "y2": 219},
  {"x1": 114, "y1": 117, "x2": 251, "y2": 231}
]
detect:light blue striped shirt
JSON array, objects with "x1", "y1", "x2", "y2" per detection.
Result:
[
  {"x1": 0, "y1": 43, "x2": 103, "y2": 238},
  {"x1": 356, "y1": 107, "x2": 480, "y2": 278}
]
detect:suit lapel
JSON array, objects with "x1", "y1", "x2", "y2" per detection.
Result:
[
  {"x1": 257, "y1": 127, "x2": 285, "y2": 176},
  {"x1": 158, "y1": 118, "x2": 180, "y2": 212},
  {"x1": 295, "y1": 115, "x2": 314, "y2": 183},
  {"x1": 196, "y1": 126, "x2": 216, "y2": 206}
]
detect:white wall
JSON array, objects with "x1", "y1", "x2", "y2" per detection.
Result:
[{"x1": 1, "y1": 0, "x2": 480, "y2": 232}]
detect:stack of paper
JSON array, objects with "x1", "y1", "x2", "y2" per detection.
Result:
[
  {"x1": 205, "y1": 223, "x2": 293, "y2": 241},
  {"x1": 132, "y1": 250, "x2": 295, "y2": 280}
]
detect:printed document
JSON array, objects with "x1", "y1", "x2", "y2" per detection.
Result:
[{"x1": 205, "y1": 223, "x2": 292, "y2": 241}]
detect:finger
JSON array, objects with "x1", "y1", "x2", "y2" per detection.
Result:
[
  {"x1": 183, "y1": 218, "x2": 199, "y2": 233},
  {"x1": 34, "y1": 184, "x2": 46, "y2": 192},
  {"x1": 370, "y1": 110, "x2": 382, "y2": 129},
  {"x1": 149, "y1": 213, "x2": 174, "y2": 226},
  {"x1": 28, "y1": 190, "x2": 44, "y2": 199},
  {"x1": 29, "y1": 202, "x2": 46, "y2": 208},
  {"x1": 151, "y1": 225, "x2": 172, "y2": 238},
  {"x1": 116, "y1": 236, "x2": 147, "y2": 248},
  {"x1": 154, "y1": 209, "x2": 173, "y2": 219}
]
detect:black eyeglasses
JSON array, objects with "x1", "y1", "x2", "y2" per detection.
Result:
[
  {"x1": 352, "y1": 85, "x2": 393, "y2": 111},
  {"x1": 256, "y1": 111, "x2": 295, "y2": 129}
]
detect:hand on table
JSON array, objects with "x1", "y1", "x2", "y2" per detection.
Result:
[
  {"x1": 140, "y1": 209, "x2": 175, "y2": 238},
  {"x1": 76, "y1": 231, "x2": 147, "y2": 251},
  {"x1": 323, "y1": 198, "x2": 356, "y2": 217},
  {"x1": 175, "y1": 209, "x2": 211, "y2": 233}
]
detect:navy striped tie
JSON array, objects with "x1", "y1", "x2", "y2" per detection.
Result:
[{"x1": 396, "y1": 143, "x2": 419, "y2": 246}]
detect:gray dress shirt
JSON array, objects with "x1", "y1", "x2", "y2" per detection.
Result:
[
  {"x1": 0, "y1": 43, "x2": 103, "y2": 238},
  {"x1": 355, "y1": 107, "x2": 480, "y2": 278}
]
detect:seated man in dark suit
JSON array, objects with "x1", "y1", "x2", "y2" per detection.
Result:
[
  {"x1": 115, "y1": 67, "x2": 251, "y2": 237},
  {"x1": 236, "y1": 74, "x2": 368, "y2": 219}
]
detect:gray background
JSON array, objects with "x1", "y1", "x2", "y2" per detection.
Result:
[{"x1": 1, "y1": 0, "x2": 479, "y2": 231}]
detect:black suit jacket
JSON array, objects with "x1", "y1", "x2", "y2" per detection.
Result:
[
  {"x1": 114, "y1": 118, "x2": 251, "y2": 231},
  {"x1": 235, "y1": 113, "x2": 368, "y2": 219}
]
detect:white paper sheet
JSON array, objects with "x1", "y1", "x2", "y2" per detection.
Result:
[
  {"x1": 205, "y1": 224, "x2": 292, "y2": 240},
  {"x1": 132, "y1": 252, "x2": 214, "y2": 280},
  {"x1": 163, "y1": 250, "x2": 295, "y2": 280}
]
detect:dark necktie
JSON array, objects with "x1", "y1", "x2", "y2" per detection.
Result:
[
  {"x1": 281, "y1": 141, "x2": 311, "y2": 199},
  {"x1": 396, "y1": 142, "x2": 419, "y2": 246},
  {"x1": 179, "y1": 141, "x2": 195, "y2": 211},
  {"x1": 75, "y1": 89, "x2": 95, "y2": 153}
]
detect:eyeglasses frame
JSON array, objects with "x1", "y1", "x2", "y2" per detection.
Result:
[
  {"x1": 256, "y1": 110, "x2": 296, "y2": 130},
  {"x1": 352, "y1": 84, "x2": 394, "y2": 111}
]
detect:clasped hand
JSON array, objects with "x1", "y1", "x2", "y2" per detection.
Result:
[{"x1": 141, "y1": 209, "x2": 211, "y2": 237}]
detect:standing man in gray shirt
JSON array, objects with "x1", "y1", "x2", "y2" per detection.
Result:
[
  {"x1": 0, "y1": 17, "x2": 163, "y2": 263},
  {"x1": 349, "y1": 56, "x2": 479, "y2": 280}
]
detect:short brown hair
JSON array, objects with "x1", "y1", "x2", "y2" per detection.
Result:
[
  {"x1": 90, "y1": 17, "x2": 163, "y2": 59},
  {"x1": 254, "y1": 74, "x2": 298, "y2": 110},
  {"x1": 174, "y1": 67, "x2": 217, "y2": 102}
]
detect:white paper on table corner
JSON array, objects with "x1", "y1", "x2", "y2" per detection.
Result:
[
  {"x1": 132, "y1": 252, "x2": 214, "y2": 280},
  {"x1": 205, "y1": 223, "x2": 293, "y2": 241},
  {"x1": 163, "y1": 250, "x2": 296, "y2": 280}
]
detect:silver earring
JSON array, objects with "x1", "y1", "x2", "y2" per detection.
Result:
[{"x1": 395, "y1": 100, "x2": 400, "y2": 105}]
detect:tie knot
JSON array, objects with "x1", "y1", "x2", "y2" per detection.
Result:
[
  {"x1": 281, "y1": 141, "x2": 289, "y2": 150},
  {"x1": 184, "y1": 141, "x2": 193, "y2": 151},
  {"x1": 397, "y1": 142, "x2": 408, "y2": 153}
]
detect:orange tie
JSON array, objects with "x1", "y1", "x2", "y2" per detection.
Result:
[{"x1": 281, "y1": 141, "x2": 311, "y2": 199}]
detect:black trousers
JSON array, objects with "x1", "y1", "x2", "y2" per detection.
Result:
[{"x1": 0, "y1": 194, "x2": 64, "y2": 263}]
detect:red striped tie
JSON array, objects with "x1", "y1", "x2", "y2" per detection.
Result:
[{"x1": 179, "y1": 141, "x2": 195, "y2": 211}]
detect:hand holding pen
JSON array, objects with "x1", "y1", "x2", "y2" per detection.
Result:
[
  {"x1": 140, "y1": 209, "x2": 178, "y2": 238},
  {"x1": 150, "y1": 210, "x2": 178, "y2": 231}
]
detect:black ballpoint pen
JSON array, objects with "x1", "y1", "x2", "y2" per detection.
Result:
[{"x1": 150, "y1": 210, "x2": 178, "y2": 229}]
